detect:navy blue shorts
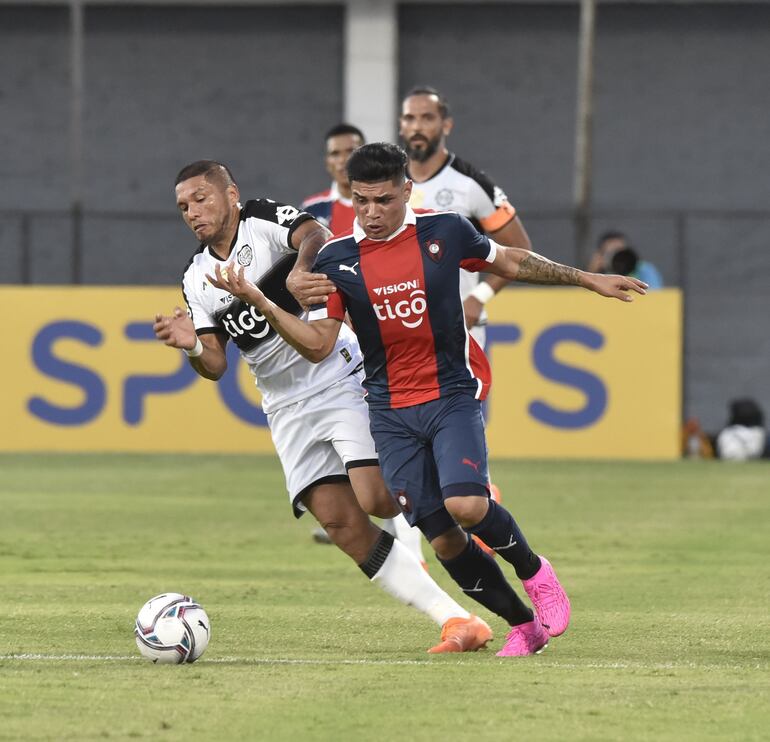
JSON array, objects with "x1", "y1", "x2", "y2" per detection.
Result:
[{"x1": 368, "y1": 392, "x2": 490, "y2": 537}]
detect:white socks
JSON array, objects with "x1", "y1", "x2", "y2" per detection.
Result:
[
  {"x1": 371, "y1": 537, "x2": 470, "y2": 626},
  {"x1": 383, "y1": 513, "x2": 426, "y2": 565}
]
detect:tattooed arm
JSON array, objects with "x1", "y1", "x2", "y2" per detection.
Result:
[{"x1": 486, "y1": 243, "x2": 648, "y2": 302}]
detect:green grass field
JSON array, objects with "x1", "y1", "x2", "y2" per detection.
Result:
[{"x1": 0, "y1": 454, "x2": 768, "y2": 741}]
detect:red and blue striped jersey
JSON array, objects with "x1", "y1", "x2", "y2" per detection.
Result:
[
  {"x1": 301, "y1": 183, "x2": 355, "y2": 236},
  {"x1": 308, "y1": 208, "x2": 493, "y2": 409}
]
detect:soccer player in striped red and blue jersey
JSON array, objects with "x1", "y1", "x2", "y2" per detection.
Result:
[
  {"x1": 303, "y1": 124, "x2": 429, "y2": 562},
  {"x1": 214, "y1": 144, "x2": 647, "y2": 656}
]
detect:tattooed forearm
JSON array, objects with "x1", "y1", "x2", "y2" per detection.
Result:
[{"x1": 516, "y1": 254, "x2": 584, "y2": 286}]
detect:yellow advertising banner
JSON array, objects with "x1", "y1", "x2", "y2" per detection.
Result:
[
  {"x1": 1, "y1": 287, "x2": 274, "y2": 453},
  {"x1": 1, "y1": 287, "x2": 681, "y2": 458},
  {"x1": 484, "y1": 288, "x2": 682, "y2": 459}
]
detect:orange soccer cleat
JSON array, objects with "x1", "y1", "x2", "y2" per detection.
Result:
[{"x1": 428, "y1": 615, "x2": 493, "y2": 654}]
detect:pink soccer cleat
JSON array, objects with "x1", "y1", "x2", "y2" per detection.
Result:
[
  {"x1": 495, "y1": 616, "x2": 549, "y2": 657},
  {"x1": 522, "y1": 555, "x2": 571, "y2": 637}
]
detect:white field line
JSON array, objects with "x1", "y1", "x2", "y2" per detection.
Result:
[{"x1": 0, "y1": 654, "x2": 766, "y2": 671}]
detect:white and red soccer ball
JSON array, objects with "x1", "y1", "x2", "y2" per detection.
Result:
[{"x1": 135, "y1": 593, "x2": 210, "y2": 664}]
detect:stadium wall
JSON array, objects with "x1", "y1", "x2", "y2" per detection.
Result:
[{"x1": 1, "y1": 1, "x2": 768, "y2": 434}]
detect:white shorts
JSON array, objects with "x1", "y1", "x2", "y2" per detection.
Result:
[{"x1": 266, "y1": 370, "x2": 378, "y2": 518}]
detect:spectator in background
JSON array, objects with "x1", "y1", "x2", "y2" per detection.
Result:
[
  {"x1": 301, "y1": 123, "x2": 365, "y2": 235},
  {"x1": 588, "y1": 230, "x2": 663, "y2": 289}
]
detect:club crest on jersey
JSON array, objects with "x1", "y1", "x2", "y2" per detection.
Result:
[
  {"x1": 394, "y1": 490, "x2": 412, "y2": 514},
  {"x1": 236, "y1": 244, "x2": 253, "y2": 266},
  {"x1": 421, "y1": 238, "x2": 445, "y2": 263},
  {"x1": 435, "y1": 188, "x2": 454, "y2": 207}
]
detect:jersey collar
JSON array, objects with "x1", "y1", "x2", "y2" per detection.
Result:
[
  {"x1": 406, "y1": 152, "x2": 455, "y2": 184},
  {"x1": 353, "y1": 205, "x2": 417, "y2": 243},
  {"x1": 329, "y1": 181, "x2": 353, "y2": 207}
]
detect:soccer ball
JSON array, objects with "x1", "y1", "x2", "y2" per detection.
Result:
[{"x1": 134, "y1": 593, "x2": 210, "y2": 664}]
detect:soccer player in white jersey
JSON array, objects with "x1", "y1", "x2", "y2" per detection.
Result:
[{"x1": 152, "y1": 160, "x2": 492, "y2": 654}]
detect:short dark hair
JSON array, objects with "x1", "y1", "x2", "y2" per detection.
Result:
[
  {"x1": 174, "y1": 160, "x2": 236, "y2": 189},
  {"x1": 403, "y1": 85, "x2": 451, "y2": 118},
  {"x1": 598, "y1": 230, "x2": 628, "y2": 247},
  {"x1": 324, "y1": 123, "x2": 365, "y2": 143},
  {"x1": 347, "y1": 143, "x2": 408, "y2": 184}
]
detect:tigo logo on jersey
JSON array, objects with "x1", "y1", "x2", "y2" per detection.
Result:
[
  {"x1": 214, "y1": 298, "x2": 275, "y2": 351},
  {"x1": 372, "y1": 288, "x2": 427, "y2": 329}
]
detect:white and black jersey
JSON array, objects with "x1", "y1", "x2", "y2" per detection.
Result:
[
  {"x1": 408, "y1": 154, "x2": 517, "y2": 334},
  {"x1": 181, "y1": 199, "x2": 363, "y2": 414}
]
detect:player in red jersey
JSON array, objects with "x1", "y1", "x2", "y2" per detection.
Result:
[
  {"x1": 401, "y1": 86, "x2": 532, "y2": 554},
  {"x1": 302, "y1": 123, "x2": 428, "y2": 564},
  {"x1": 210, "y1": 144, "x2": 647, "y2": 656},
  {"x1": 301, "y1": 123, "x2": 364, "y2": 236}
]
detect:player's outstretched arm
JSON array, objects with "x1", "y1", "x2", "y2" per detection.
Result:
[
  {"x1": 207, "y1": 264, "x2": 341, "y2": 363},
  {"x1": 488, "y1": 246, "x2": 648, "y2": 302},
  {"x1": 462, "y1": 214, "x2": 533, "y2": 328},
  {"x1": 152, "y1": 307, "x2": 227, "y2": 380},
  {"x1": 286, "y1": 219, "x2": 336, "y2": 308}
]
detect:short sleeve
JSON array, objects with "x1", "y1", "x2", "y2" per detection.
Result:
[
  {"x1": 461, "y1": 164, "x2": 516, "y2": 234},
  {"x1": 241, "y1": 199, "x2": 315, "y2": 251},
  {"x1": 182, "y1": 265, "x2": 219, "y2": 334},
  {"x1": 454, "y1": 214, "x2": 496, "y2": 272},
  {"x1": 308, "y1": 291, "x2": 346, "y2": 322}
]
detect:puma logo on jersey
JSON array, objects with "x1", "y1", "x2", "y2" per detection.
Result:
[
  {"x1": 462, "y1": 458, "x2": 481, "y2": 472},
  {"x1": 339, "y1": 261, "x2": 359, "y2": 276}
]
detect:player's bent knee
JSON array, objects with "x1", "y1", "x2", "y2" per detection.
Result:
[
  {"x1": 429, "y1": 526, "x2": 469, "y2": 561},
  {"x1": 319, "y1": 517, "x2": 379, "y2": 563},
  {"x1": 443, "y1": 494, "x2": 489, "y2": 528}
]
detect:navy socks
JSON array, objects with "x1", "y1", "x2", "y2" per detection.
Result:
[
  {"x1": 465, "y1": 499, "x2": 541, "y2": 580},
  {"x1": 439, "y1": 537, "x2": 534, "y2": 626}
]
